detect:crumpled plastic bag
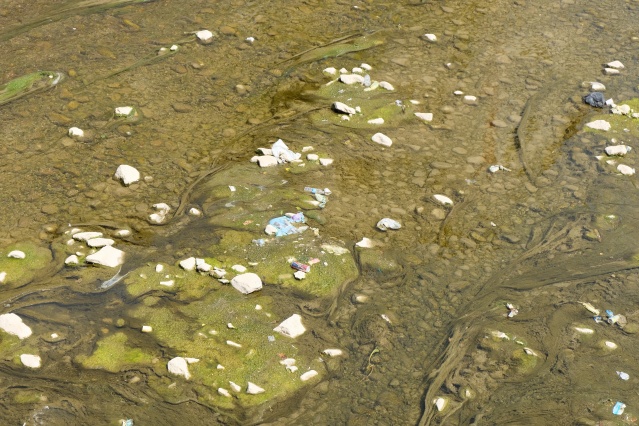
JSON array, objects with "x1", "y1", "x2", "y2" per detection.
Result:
[
  {"x1": 376, "y1": 218, "x2": 401, "y2": 231},
  {"x1": 583, "y1": 92, "x2": 605, "y2": 108},
  {"x1": 272, "y1": 139, "x2": 301, "y2": 163},
  {"x1": 266, "y1": 213, "x2": 307, "y2": 237}
]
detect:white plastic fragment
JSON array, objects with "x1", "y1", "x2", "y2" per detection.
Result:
[
  {"x1": 64, "y1": 255, "x2": 79, "y2": 265},
  {"x1": 376, "y1": 218, "x2": 401, "y2": 231},
  {"x1": 433, "y1": 194, "x2": 454, "y2": 206},
  {"x1": 294, "y1": 271, "x2": 306, "y2": 280},
  {"x1": 141, "y1": 325, "x2": 152, "y2": 333},
  {"x1": 605, "y1": 145, "x2": 632, "y2": 156},
  {"x1": 300, "y1": 370, "x2": 319, "y2": 381},
  {"x1": 607, "y1": 60, "x2": 625, "y2": 69},
  {"x1": 7, "y1": 250, "x2": 25, "y2": 259},
  {"x1": 332, "y1": 101, "x2": 357, "y2": 115},
  {"x1": 86, "y1": 238, "x2": 115, "y2": 248},
  {"x1": 272, "y1": 139, "x2": 301, "y2": 162},
  {"x1": 423, "y1": 33, "x2": 437, "y2": 42},
  {"x1": 617, "y1": 371, "x2": 630, "y2": 381},
  {"x1": 114, "y1": 165, "x2": 141, "y2": 186},
  {"x1": 0, "y1": 313, "x2": 32, "y2": 339},
  {"x1": 356, "y1": 237, "x2": 377, "y2": 248},
  {"x1": 273, "y1": 314, "x2": 306, "y2": 338},
  {"x1": 488, "y1": 164, "x2": 511, "y2": 173},
  {"x1": 231, "y1": 273, "x2": 263, "y2": 294},
  {"x1": 73, "y1": 231, "x2": 103, "y2": 242},
  {"x1": 167, "y1": 357, "x2": 190, "y2": 379},
  {"x1": 322, "y1": 349, "x2": 343, "y2": 357},
  {"x1": 179, "y1": 257, "x2": 196, "y2": 271},
  {"x1": 414, "y1": 112, "x2": 433, "y2": 122},
  {"x1": 85, "y1": 246, "x2": 125, "y2": 268},
  {"x1": 246, "y1": 382, "x2": 265, "y2": 394},
  {"x1": 20, "y1": 354, "x2": 41, "y2": 368},
  {"x1": 371, "y1": 132, "x2": 392, "y2": 147},
  {"x1": 617, "y1": 164, "x2": 635, "y2": 176}
]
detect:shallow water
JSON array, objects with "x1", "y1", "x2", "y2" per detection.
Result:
[{"x1": 2, "y1": 0, "x2": 639, "y2": 424}]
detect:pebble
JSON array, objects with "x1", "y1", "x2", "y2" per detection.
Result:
[
  {"x1": 188, "y1": 208, "x2": 202, "y2": 216},
  {"x1": 322, "y1": 349, "x2": 343, "y2": 357},
  {"x1": 379, "y1": 81, "x2": 394, "y2": 91},
  {"x1": 246, "y1": 382, "x2": 265, "y2": 394},
  {"x1": 141, "y1": 325, "x2": 152, "y2": 333},
  {"x1": 591, "y1": 82, "x2": 606, "y2": 91},
  {"x1": 604, "y1": 68, "x2": 620, "y2": 75},
  {"x1": 114, "y1": 106, "x2": 134, "y2": 117},
  {"x1": 179, "y1": 257, "x2": 196, "y2": 271},
  {"x1": 7, "y1": 250, "x2": 25, "y2": 259},
  {"x1": 232, "y1": 264, "x2": 247, "y2": 273},
  {"x1": 433, "y1": 194, "x2": 454, "y2": 206},
  {"x1": 463, "y1": 95, "x2": 478, "y2": 104},
  {"x1": 273, "y1": 314, "x2": 306, "y2": 338},
  {"x1": 319, "y1": 158, "x2": 333, "y2": 166},
  {"x1": 323, "y1": 67, "x2": 337, "y2": 75},
  {"x1": 339, "y1": 74, "x2": 365, "y2": 85},
  {"x1": 372, "y1": 133, "x2": 393, "y2": 147},
  {"x1": 86, "y1": 238, "x2": 115, "y2": 248},
  {"x1": 231, "y1": 272, "x2": 263, "y2": 294},
  {"x1": 617, "y1": 164, "x2": 635, "y2": 176},
  {"x1": 607, "y1": 60, "x2": 625, "y2": 69},
  {"x1": 256, "y1": 155, "x2": 278, "y2": 168},
  {"x1": 376, "y1": 218, "x2": 401, "y2": 231},
  {"x1": 68, "y1": 127, "x2": 84, "y2": 138},
  {"x1": 218, "y1": 388, "x2": 231, "y2": 397},
  {"x1": 0, "y1": 313, "x2": 32, "y2": 339},
  {"x1": 332, "y1": 101, "x2": 357, "y2": 115},
  {"x1": 367, "y1": 118, "x2": 384, "y2": 124},
  {"x1": 20, "y1": 354, "x2": 41, "y2": 368},
  {"x1": 300, "y1": 370, "x2": 319, "y2": 381},
  {"x1": 73, "y1": 231, "x2": 103, "y2": 241},
  {"x1": 423, "y1": 33, "x2": 437, "y2": 42},
  {"x1": 605, "y1": 145, "x2": 632, "y2": 156},
  {"x1": 414, "y1": 112, "x2": 433, "y2": 122},
  {"x1": 114, "y1": 165, "x2": 140, "y2": 186},
  {"x1": 65, "y1": 254, "x2": 79, "y2": 265},
  {"x1": 196, "y1": 30, "x2": 214, "y2": 44},
  {"x1": 356, "y1": 237, "x2": 376, "y2": 248},
  {"x1": 167, "y1": 357, "x2": 190, "y2": 379},
  {"x1": 85, "y1": 246, "x2": 125, "y2": 268},
  {"x1": 585, "y1": 120, "x2": 611, "y2": 131},
  {"x1": 307, "y1": 153, "x2": 319, "y2": 161}
]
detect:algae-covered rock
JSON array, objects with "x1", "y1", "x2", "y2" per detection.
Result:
[
  {"x1": 0, "y1": 242, "x2": 53, "y2": 288},
  {"x1": 76, "y1": 332, "x2": 155, "y2": 373},
  {"x1": 584, "y1": 98, "x2": 639, "y2": 139}
]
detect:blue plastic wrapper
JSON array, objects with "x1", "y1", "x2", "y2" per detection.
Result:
[
  {"x1": 268, "y1": 214, "x2": 305, "y2": 237},
  {"x1": 613, "y1": 401, "x2": 626, "y2": 415}
]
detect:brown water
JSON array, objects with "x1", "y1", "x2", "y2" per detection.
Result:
[{"x1": 2, "y1": 0, "x2": 639, "y2": 424}]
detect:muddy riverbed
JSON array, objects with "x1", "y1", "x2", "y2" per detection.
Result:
[{"x1": 2, "y1": 0, "x2": 639, "y2": 424}]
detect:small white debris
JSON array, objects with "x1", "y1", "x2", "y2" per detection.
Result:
[
  {"x1": 20, "y1": 354, "x2": 41, "y2": 369},
  {"x1": 114, "y1": 106, "x2": 134, "y2": 117},
  {"x1": 229, "y1": 381, "x2": 241, "y2": 392},
  {"x1": 0, "y1": 313, "x2": 32, "y2": 339},
  {"x1": 64, "y1": 255, "x2": 79, "y2": 265},
  {"x1": 339, "y1": 74, "x2": 365, "y2": 85},
  {"x1": 379, "y1": 81, "x2": 394, "y2": 91},
  {"x1": 188, "y1": 208, "x2": 202, "y2": 216},
  {"x1": 433, "y1": 194, "x2": 454, "y2": 206},
  {"x1": 322, "y1": 349, "x2": 343, "y2": 357},
  {"x1": 227, "y1": 323, "x2": 235, "y2": 329},
  {"x1": 488, "y1": 164, "x2": 511, "y2": 173},
  {"x1": 617, "y1": 164, "x2": 636, "y2": 176},
  {"x1": 319, "y1": 158, "x2": 334, "y2": 166},
  {"x1": 423, "y1": 33, "x2": 437, "y2": 42},
  {"x1": 149, "y1": 203, "x2": 171, "y2": 224},
  {"x1": 179, "y1": 257, "x2": 196, "y2": 271},
  {"x1": 294, "y1": 271, "x2": 306, "y2": 280},
  {"x1": 167, "y1": 357, "x2": 190, "y2": 379},
  {"x1": 605, "y1": 145, "x2": 632, "y2": 156},
  {"x1": 0, "y1": 271, "x2": 8, "y2": 283},
  {"x1": 73, "y1": 231, "x2": 103, "y2": 242},
  {"x1": 231, "y1": 272, "x2": 262, "y2": 294},
  {"x1": 434, "y1": 397, "x2": 447, "y2": 412},
  {"x1": 50, "y1": 333, "x2": 58, "y2": 339},
  {"x1": 68, "y1": 127, "x2": 84, "y2": 138},
  {"x1": 612, "y1": 104, "x2": 632, "y2": 115},
  {"x1": 218, "y1": 388, "x2": 231, "y2": 397},
  {"x1": 196, "y1": 30, "x2": 214, "y2": 43},
  {"x1": 7, "y1": 250, "x2": 25, "y2": 259},
  {"x1": 323, "y1": 67, "x2": 337, "y2": 75},
  {"x1": 247, "y1": 382, "x2": 265, "y2": 394},
  {"x1": 617, "y1": 371, "x2": 630, "y2": 381},
  {"x1": 273, "y1": 314, "x2": 306, "y2": 338},
  {"x1": 86, "y1": 238, "x2": 115, "y2": 248},
  {"x1": 605, "y1": 98, "x2": 615, "y2": 106},
  {"x1": 246, "y1": 36, "x2": 255, "y2": 43},
  {"x1": 414, "y1": 112, "x2": 433, "y2": 122},
  {"x1": 574, "y1": 327, "x2": 594, "y2": 334},
  {"x1": 604, "y1": 68, "x2": 620, "y2": 75},
  {"x1": 463, "y1": 95, "x2": 477, "y2": 104},
  {"x1": 580, "y1": 302, "x2": 600, "y2": 316},
  {"x1": 352, "y1": 67, "x2": 363, "y2": 74},
  {"x1": 216, "y1": 364, "x2": 224, "y2": 369},
  {"x1": 159, "y1": 279, "x2": 174, "y2": 287},
  {"x1": 586, "y1": 120, "x2": 611, "y2": 131},
  {"x1": 85, "y1": 246, "x2": 125, "y2": 268},
  {"x1": 232, "y1": 264, "x2": 247, "y2": 273},
  {"x1": 367, "y1": 118, "x2": 384, "y2": 125},
  {"x1": 114, "y1": 165, "x2": 141, "y2": 186},
  {"x1": 307, "y1": 153, "x2": 319, "y2": 161},
  {"x1": 226, "y1": 340, "x2": 242, "y2": 348},
  {"x1": 170, "y1": 45, "x2": 179, "y2": 51},
  {"x1": 279, "y1": 358, "x2": 296, "y2": 367},
  {"x1": 332, "y1": 101, "x2": 357, "y2": 115},
  {"x1": 141, "y1": 325, "x2": 152, "y2": 333},
  {"x1": 607, "y1": 60, "x2": 625, "y2": 69},
  {"x1": 371, "y1": 132, "x2": 392, "y2": 147},
  {"x1": 300, "y1": 370, "x2": 318, "y2": 381},
  {"x1": 381, "y1": 314, "x2": 392, "y2": 324}
]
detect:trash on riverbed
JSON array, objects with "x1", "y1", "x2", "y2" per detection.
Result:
[
  {"x1": 580, "y1": 302, "x2": 600, "y2": 316},
  {"x1": 120, "y1": 419, "x2": 134, "y2": 426},
  {"x1": 617, "y1": 371, "x2": 630, "y2": 381},
  {"x1": 613, "y1": 401, "x2": 626, "y2": 416},
  {"x1": 265, "y1": 213, "x2": 307, "y2": 237},
  {"x1": 304, "y1": 187, "x2": 331, "y2": 195},
  {"x1": 7, "y1": 250, "x2": 25, "y2": 259},
  {"x1": 583, "y1": 92, "x2": 606, "y2": 108},
  {"x1": 291, "y1": 261, "x2": 310, "y2": 273},
  {"x1": 149, "y1": 202, "x2": 171, "y2": 224},
  {"x1": 271, "y1": 139, "x2": 301, "y2": 162},
  {"x1": 488, "y1": 164, "x2": 511, "y2": 173},
  {"x1": 506, "y1": 303, "x2": 519, "y2": 318},
  {"x1": 376, "y1": 218, "x2": 401, "y2": 231}
]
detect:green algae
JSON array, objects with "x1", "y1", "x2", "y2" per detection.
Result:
[
  {"x1": 13, "y1": 389, "x2": 44, "y2": 404},
  {"x1": 584, "y1": 99, "x2": 639, "y2": 138},
  {"x1": 0, "y1": 330, "x2": 23, "y2": 356},
  {"x1": 0, "y1": 242, "x2": 53, "y2": 288},
  {"x1": 124, "y1": 264, "x2": 219, "y2": 301},
  {"x1": 76, "y1": 332, "x2": 155, "y2": 373}
]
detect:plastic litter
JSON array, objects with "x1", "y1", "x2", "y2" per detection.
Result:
[
  {"x1": 315, "y1": 193, "x2": 328, "y2": 208},
  {"x1": 613, "y1": 401, "x2": 626, "y2": 416},
  {"x1": 583, "y1": 92, "x2": 606, "y2": 108},
  {"x1": 291, "y1": 261, "x2": 310, "y2": 273},
  {"x1": 267, "y1": 213, "x2": 307, "y2": 237},
  {"x1": 271, "y1": 139, "x2": 301, "y2": 163},
  {"x1": 506, "y1": 303, "x2": 519, "y2": 318},
  {"x1": 488, "y1": 164, "x2": 511, "y2": 173},
  {"x1": 617, "y1": 371, "x2": 630, "y2": 381},
  {"x1": 120, "y1": 420, "x2": 134, "y2": 426},
  {"x1": 304, "y1": 187, "x2": 331, "y2": 195},
  {"x1": 376, "y1": 218, "x2": 401, "y2": 231}
]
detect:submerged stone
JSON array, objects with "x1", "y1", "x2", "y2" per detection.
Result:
[{"x1": 76, "y1": 332, "x2": 154, "y2": 373}]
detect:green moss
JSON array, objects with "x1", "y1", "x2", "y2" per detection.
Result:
[
  {"x1": 76, "y1": 332, "x2": 154, "y2": 373},
  {"x1": 510, "y1": 348, "x2": 538, "y2": 374},
  {"x1": 0, "y1": 242, "x2": 52, "y2": 288},
  {"x1": 584, "y1": 100, "x2": 639, "y2": 138},
  {"x1": 0, "y1": 330, "x2": 23, "y2": 355},
  {"x1": 124, "y1": 264, "x2": 218, "y2": 301},
  {"x1": 13, "y1": 390, "x2": 43, "y2": 404}
]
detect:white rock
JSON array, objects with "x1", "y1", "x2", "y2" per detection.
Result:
[
  {"x1": 231, "y1": 272, "x2": 263, "y2": 294},
  {"x1": 356, "y1": 237, "x2": 375, "y2": 248},
  {"x1": 273, "y1": 314, "x2": 306, "y2": 338},
  {"x1": 68, "y1": 127, "x2": 84, "y2": 138},
  {"x1": 114, "y1": 106, "x2": 134, "y2": 117},
  {"x1": 371, "y1": 132, "x2": 393, "y2": 147},
  {"x1": 332, "y1": 101, "x2": 357, "y2": 115},
  {"x1": 612, "y1": 104, "x2": 631, "y2": 115},
  {"x1": 229, "y1": 381, "x2": 242, "y2": 392},
  {"x1": 376, "y1": 218, "x2": 401, "y2": 231},
  {"x1": 195, "y1": 258, "x2": 212, "y2": 272},
  {"x1": 0, "y1": 271, "x2": 6, "y2": 283},
  {"x1": 7, "y1": 250, "x2": 25, "y2": 259},
  {"x1": 218, "y1": 388, "x2": 231, "y2": 397},
  {"x1": 246, "y1": 382, "x2": 265, "y2": 394},
  {"x1": 424, "y1": 33, "x2": 437, "y2": 42},
  {"x1": 307, "y1": 153, "x2": 319, "y2": 161},
  {"x1": 339, "y1": 74, "x2": 365, "y2": 85},
  {"x1": 319, "y1": 158, "x2": 334, "y2": 166},
  {"x1": 360, "y1": 63, "x2": 372, "y2": 70},
  {"x1": 155, "y1": 264, "x2": 164, "y2": 273},
  {"x1": 607, "y1": 60, "x2": 625, "y2": 69},
  {"x1": 159, "y1": 280, "x2": 174, "y2": 287},
  {"x1": 322, "y1": 348, "x2": 344, "y2": 357},
  {"x1": 339, "y1": 67, "x2": 348, "y2": 74},
  {"x1": 617, "y1": 164, "x2": 636, "y2": 176},
  {"x1": 188, "y1": 208, "x2": 202, "y2": 216},
  {"x1": 196, "y1": 30, "x2": 214, "y2": 43},
  {"x1": 115, "y1": 229, "x2": 131, "y2": 237},
  {"x1": 605, "y1": 341, "x2": 618, "y2": 349},
  {"x1": 257, "y1": 155, "x2": 278, "y2": 168},
  {"x1": 86, "y1": 238, "x2": 115, "y2": 248},
  {"x1": 167, "y1": 357, "x2": 190, "y2": 379},
  {"x1": 141, "y1": 325, "x2": 152, "y2": 333},
  {"x1": 286, "y1": 365, "x2": 299, "y2": 373},
  {"x1": 433, "y1": 194, "x2": 454, "y2": 206},
  {"x1": 434, "y1": 397, "x2": 448, "y2": 412},
  {"x1": 323, "y1": 67, "x2": 337, "y2": 75},
  {"x1": 0, "y1": 313, "x2": 32, "y2": 339},
  {"x1": 414, "y1": 112, "x2": 433, "y2": 122},
  {"x1": 73, "y1": 231, "x2": 103, "y2": 242},
  {"x1": 245, "y1": 36, "x2": 255, "y2": 43},
  {"x1": 463, "y1": 95, "x2": 478, "y2": 104},
  {"x1": 226, "y1": 340, "x2": 242, "y2": 348},
  {"x1": 149, "y1": 203, "x2": 171, "y2": 224},
  {"x1": 605, "y1": 145, "x2": 632, "y2": 156},
  {"x1": 379, "y1": 81, "x2": 394, "y2": 91},
  {"x1": 590, "y1": 82, "x2": 606, "y2": 91},
  {"x1": 185, "y1": 357, "x2": 199, "y2": 364},
  {"x1": 453, "y1": 90, "x2": 464, "y2": 96},
  {"x1": 300, "y1": 370, "x2": 319, "y2": 381},
  {"x1": 85, "y1": 246, "x2": 125, "y2": 268},
  {"x1": 586, "y1": 120, "x2": 611, "y2": 131},
  {"x1": 20, "y1": 354, "x2": 41, "y2": 368},
  {"x1": 232, "y1": 264, "x2": 247, "y2": 273},
  {"x1": 64, "y1": 255, "x2": 79, "y2": 265},
  {"x1": 604, "y1": 68, "x2": 620, "y2": 75},
  {"x1": 179, "y1": 257, "x2": 196, "y2": 271},
  {"x1": 294, "y1": 271, "x2": 306, "y2": 280},
  {"x1": 114, "y1": 165, "x2": 141, "y2": 186},
  {"x1": 574, "y1": 327, "x2": 594, "y2": 334},
  {"x1": 367, "y1": 118, "x2": 384, "y2": 124},
  {"x1": 352, "y1": 67, "x2": 363, "y2": 74}
]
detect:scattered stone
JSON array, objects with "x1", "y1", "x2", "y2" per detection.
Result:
[
  {"x1": 300, "y1": 370, "x2": 319, "y2": 381},
  {"x1": 167, "y1": 357, "x2": 190, "y2": 379},
  {"x1": 155, "y1": 264, "x2": 164, "y2": 273},
  {"x1": 322, "y1": 349, "x2": 343, "y2": 357},
  {"x1": 607, "y1": 60, "x2": 625, "y2": 69},
  {"x1": 246, "y1": 382, "x2": 265, "y2": 394},
  {"x1": 73, "y1": 231, "x2": 103, "y2": 242},
  {"x1": 232, "y1": 264, "x2": 247, "y2": 273},
  {"x1": 319, "y1": 158, "x2": 333, "y2": 166},
  {"x1": 149, "y1": 203, "x2": 171, "y2": 224},
  {"x1": 294, "y1": 271, "x2": 306, "y2": 280},
  {"x1": 307, "y1": 153, "x2": 319, "y2": 161},
  {"x1": 7, "y1": 250, "x2": 25, "y2": 259},
  {"x1": 20, "y1": 354, "x2": 41, "y2": 368},
  {"x1": 423, "y1": 33, "x2": 437, "y2": 42},
  {"x1": 141, "y1": 325, "x2": 152, "y2": 333},
  {"x1": 463, "y1": 95, "x2": 478, "y2": 104},
  {"x1": 256, "y1": 155, "x2": 278, "y2": 168},
  {"x1": 195, "y1": 259, "x2": 212, "y2": 272},
  {"x1": 360, "y1": 63, "x2": 372, "y2": 70},
  {"x1": 332, "y1": 101, "x2": 356, "y2": 115},
  {"x1": 159, "y1": 280, "x2": 174, "y2": 287},
  {"x1": 433, "y1": 194, "x2": 454, "y2": 206},
  {"x1": 85, "y1": 246, "x2": 125, "y2": 268},
  {"x1": 196, "y1": 30, "x2": 214, "y2": 44},
  {"x1": 0, "y1": 313, "x2": 32, "y2": 339},
  {"x1": 188, "y1": 208, "x2": 202, "y2": 216},
  {"x1": 179, "y1": 257, "x2": 196, "y2": 271},
  {"x1": 612, "y1": 104, "x2": 631, "y2": 115},
  {"x1": 367, "y1": 118, "x2": 384, "y2": 124},
  {"x1": 379, "y1": 81, "x2": 394, "y2": 91},
  {"x1": 64, "y1": 255, "x2": 79, "y2": 265},
  {"x1": 617, "y1": 164, "x2": 635, "y2": 176},
  {"x1": 0, "y1": 271, "x2": 6, "y2": 283},
  {"x1": 590, "y1": 82, "x2": 606, "y2": 91},
  {"x1": 114, "y1": 165, "x2": 141, "y2": 186},
  {"x1": 414, "y1": 112, "x2": 433, "y2": 122},
  {"x1": 605, "y1": 145, "x2": 632, "y2": 156},
  {"x1": 227, "y1": 340, "x2": 242, "y2": 348},
  {"x1": 339, "y1": 74, "x2": 365, "y2": 85},
  {"x1": 86, "y1": 238, "x2": 115, "y2": 248},
  {"x1": 376, "y1": 218, "x2": 401, "y2": 231},
  {"x1": 586, "y1": 120, "x2": 611, "y2": 131},
  {"x1": 323, "y1": 67, "x2": 337, "y2": 75},
  {"x1": 231, "y1": 272, "x2": 263, "y2": 294},
  {"x1": 273, "y1": 314, "x2": 306, "y2": 338},
  {"x1": 371, "y1": 133, "x2": 393, "y2": 147},
  {"x1": 604, "y1": 68, "x2": 620, "y2": 75},
  {"x1": 115, "y1": 229, "x2": 131, "y2": 237},
  {"x1": 218, "y1": 388, "x2": 231, "y2": 397},
  {"x1": 68, "y1": 127, "x2": 84, "y2": 138},
  {"x1": 229, "y1": 381, "x2": 241, "y2": 392}
]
